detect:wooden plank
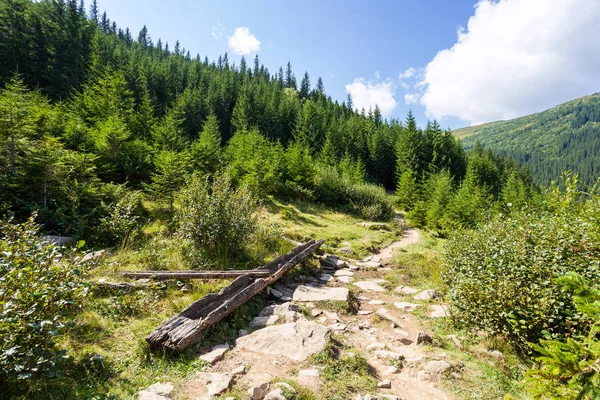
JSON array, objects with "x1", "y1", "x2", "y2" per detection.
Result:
[
  {"x1": 121, "y1": 270, "x2": 272, "y2": 280},
  {"x1": 145, "y1": 239, "x2": 324, "y2": 352}
]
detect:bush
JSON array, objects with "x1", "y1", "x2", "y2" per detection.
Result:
[
  {"x1": 176, "y1": 174, "x2": 261, "y2": 263},
  {"x1": 443, "y1": 177, "x2": 600, "y2": 348},
  {"x1": 0, "y1": 215, "x2": 87, "y2": 381},
  {"x1": 97, "y1": 188, "x2": 146, "y2": 247}
]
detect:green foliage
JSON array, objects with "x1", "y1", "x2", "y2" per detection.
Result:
[
  {"x1": 396, "y1": 169, "x2": 417, "y2": 210},
  {"x1": 190, "y1": 113, "x2": 222, "y2": 174},
  {"x1": 524, "y1": 273, "x2": 600, "y2": 399},
  {"x1": 443, "y1": 175, "x2": 600, "y2": 349},
  {"x1": 175, "y1": 173, "x2": 262, "y2": 263},
  {"x1": 0, "y1": 215, "x2": 87, "y2": 381},
  {"x1": 97, "y1": 188, "x2": 146, "y2": 247},
  {"x1": 145, "y1": 149, "x2": 190, "y2": 211}
]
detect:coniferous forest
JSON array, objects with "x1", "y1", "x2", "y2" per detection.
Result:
[{"x1": 1, "y1": 1, "x2": 599, "y2": 399}]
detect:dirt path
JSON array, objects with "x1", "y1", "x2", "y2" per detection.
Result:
[{"x1": 373, "y1": 228, "x2": 421, "y2": 265}]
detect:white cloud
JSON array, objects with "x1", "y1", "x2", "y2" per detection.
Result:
[
  {"x1": 211, "y1": 19, "x2": 224, "y2": 40},
  {"x1": 418, "y1": 0, "x2": 600, "y2": 125},
  {"x1": 345, "y1": 78, "x2": 397, "y2": 116},
  {"x1": 399, "y1": 67, "x2": 416, "y2": 80},
  {"x1": 228, "y1": 27, "x2": 261, "y2": 56},
  {"x1": 404, "y1": 93, "x2": 420, "y2": 104}
]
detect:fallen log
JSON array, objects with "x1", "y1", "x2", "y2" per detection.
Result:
[
  {"x1": 121, "y1": 269, "x2": 272, "y2": 280},
  {"x1": 146, "y1": 239, "x2": 324, "y2": 352}
]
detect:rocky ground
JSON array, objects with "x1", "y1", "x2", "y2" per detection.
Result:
[{"x1": 139, "y1": 229, "x2": 458, "y2": 400}]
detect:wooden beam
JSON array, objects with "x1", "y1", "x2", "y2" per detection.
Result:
[{"x1": 121, "y1": 270, "x2": 272, "y2": 280}]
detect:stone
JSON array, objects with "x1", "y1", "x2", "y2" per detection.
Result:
[
  {"x1": 373, "y1": 350, "x2": 403, "y2": 360},
  {"x1": 81, "y1": 249, "x2": 108, "y2": 263},
  {"x1": 335, "y1": 269, "x2": 355, "y2": 277},
  {"x1": 238, "y1": 329, "x2": 248, "y2": 337},
  {"x1": 404, "y1": 356, "x2": 425, "y2": 367},
  {"x1": 264, "y1": 389, "x2": 287, "y2": 400},
  {"x1": 292, "y1": 285, "x2": 349, "y2": 302},
  {"x1": 42, "y1": 235, "x2": 73, "y2": 246},
  {"x1": 413, "y1": 289, "x2": 442, "y2": 301},
  {"x1": 248, "y1": 383, "x2": 270, "y2": 400},
  {"x1": 328, "y1": 323, "x2": 347, "y2": 331},
  {"x1": 417, "y1": 370, "x2": 432, "y2": 382},
  {"x1": 415, "y1": 332, "x2": 433, "y2": 345},
  {"x1": 236, "y1": 321, "x2": 331, "y2": 361},
  {"x1": 353, "y1": 281, "x2": 386, "y2": 292},
  {"x1": 319, "y1": 273, "x2": 334, "y2": 282},
  {"x1": 337, "y1": 276, "x2": 354, "y2": 284},
  {"x1": 425, "y1": 360, "x2": 451, "y2": 374},
  {"x1": 138, "y1": 382, "x2": 174, "y2": 400},
  {"x1": 394, "y1": 286, "x2": 420, "y2": 296},
  {"x1": 199, "y1": 343, "x2": 230, "y2": 365},
  {"x1": 377, "y1": 379, "x2": 392, "y2": 389},
  {"x1": 358, "y1": 310, "x2": 372, "y2": 315},
  {"x1": 430, "y1": 304, "x2": 450, "y2": 318},
  {"x1": 299, "y1": 369, "x2": 320, "y2": 377},
  {"x1": 393, "y1": 302, "x2": 420, "y2": 312},
  {"x1": 366, "y1": 342, "x2": 386, "y2": 351},
  {"x1": 90, "y1": 353, "x2": 105, "y2": 362},
  {"x1": 320, "y1": 255, "x2": 346, "y2": 269},
  {"x1": 203, "y1": 373, "x2": 231, "y2": 397},
  {"x1": 348, "y1": 264, "x2": 359, "y2": 270},
  {"x1": 260, "y1": 302, "x2": 301, "y2": 316},
  {"x1": 249, "y1": 315, "x2": 280, "y2": 328},
  {"x1": 490, "y1": 350, "x2": 505, "y2": 360},
  {"x1": 325, "y1": 311, "x2": 340, "y2": 321},
  {"x1": 231, "y1": 365, "x2": 246, "y2": 377},
  {"x1": 275, "y1": 382, "x2": 296, "y2": 394},
  {"x1": 368, "y1": 300, "x2": 385, "y2": 305},
  {"x1": 357, "y1": 261, "x2": 382, "y2": 269},
  {"x1": 269, "y1": 288, "x2": 284, "y2": 298},
  {"x1": 376, "y1": 308, "x2": 404, "y2": 327},
  {"x1": 311, "y1": 309, "x2": 322, "y2": 317},
  {"x1": 394, "y1": 329, "x2": 409, "y2": 337},
  {"x1": 385, "y1": 366, "x2": 401, "y2": 374}
]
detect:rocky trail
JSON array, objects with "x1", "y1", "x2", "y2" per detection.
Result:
[{"x1": 140, "y1": 229, "x2": 456, "y2": 400}]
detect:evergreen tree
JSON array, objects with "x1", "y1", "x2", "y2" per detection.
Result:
[
  {"x1": 299, "y1": 72, "x2": 310, "y2": 99},
  {"x1": 190, "y1": 113, "x2": 221, "y2": 174}
]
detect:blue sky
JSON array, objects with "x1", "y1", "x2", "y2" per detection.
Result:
[{"x1": 97, "y1": 0, "x2": 600, "y2": 130}]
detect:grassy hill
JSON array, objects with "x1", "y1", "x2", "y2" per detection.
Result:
[{"x1": 453, "y1": 93, "x2": 600, "y2": 186}]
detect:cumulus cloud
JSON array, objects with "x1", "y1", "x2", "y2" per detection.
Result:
[
  {"x1": 404, "y1": 93, "x2": 420, "y2": 104},
  {"x1": 418, "y1": 0, "x2": 600, "y2": 125},
  {"x1": 211, "y1": 19, "x2": 224, "y2": 40},
  {"x1": 228, "y1": 27, "x2": 260, "y2": 56},
  {"x1": 345, "y1": 78, "x2": 397, "y2": 116}
]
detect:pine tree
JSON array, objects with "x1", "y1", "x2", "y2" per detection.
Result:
[
  {"x1": 299, "y1": 72, "x2": 310, "y2": 99},
  {"x1": 89, "y1": 0, "x2": 98, "y2": 23},
  {"x1": 190, "y1": 113, "x2": 221, "y2": 174},
  {"x1": 285, "y1": 62, "x2": 296, "y2": 89},
  {"x1": 396, "y1": 169, "x2": 417, "y2": 211},
  {"x1": 147, "y1": 150, "x2": 189, "y2": 212}
]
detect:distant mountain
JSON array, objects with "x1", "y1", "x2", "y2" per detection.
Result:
[{"x1": 453, "y1": 94, "x2": 600, "y2": 186}]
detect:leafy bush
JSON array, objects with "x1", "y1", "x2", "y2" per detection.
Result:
[
  {"x1": 97, "y1": 188, "x2": 146, "y2": 247},
  {"x1": 345, "y1": 182, "x2": 395, "y2": 221},
  {"x1": 443, "y1": 177, "x2": 600, "y2": 348},
  {"x1": 524, "y1": 273, "x2": 600, "y2": 399},
  {"x1": 0, "y1": 215, "x2": 87, "y2": 381},
  {"x1": 176, "y1": 174, "x2": 262, "y2": 263}
]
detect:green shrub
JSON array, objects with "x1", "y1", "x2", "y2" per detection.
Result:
[
  {"x1": 443, "y1": 177, "x2": 600, "y2": 348},
  {"x1": 176, "y1": 174, "x2": 261, "y2": 263},
  {"x1": 523, "y1": 273, "x2": 600, "y2": 399},
  {"x1": 97, "y1": 188, "x2": 146, "y2": 246},
  {"x1": 0, "y1": 215, "x2": 87, "y2": 381}
]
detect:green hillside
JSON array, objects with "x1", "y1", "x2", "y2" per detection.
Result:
[{"x1": 454, "y1": 93, "x2": 600, "y2": 185}]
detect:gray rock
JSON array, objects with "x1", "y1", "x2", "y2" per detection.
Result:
[
  {"x1": 138, "y1": 382, "x2": 174, "y2": 400},
  {"x1": 394, "y1": 329, "x2": 409, "y2": 337},
  {"x1": 319, "y1": 273, "x2": 334, "y2": 282},
  {"x1": 259, "y1": 302, "x2": 301, "y2": 316},
  {"x1": 269, "y1": 288, "x2": 284, "y2": 298},
  {"x1": 377, "y1": 379, "x2": 392, "y2": 388},
  {"x1": 385, "y1": 365, "x2": 401, "y2": 374},
  {"x1": 353, "y1": 281, "x2": 386, "y2": 292},
  {"x1": 275, "y1": 382, "x2": 296, "y2": 394},
  {"x1": 81, "y1": 249, "x2": 108, "y2": 263},
  {"x1": 199, "y1": 343, "x2": 230, "y2": 365},
  {"x1": 249, "y1": 315, "x2": 280, "y2": 327},
  {"x1": 203, "y1": 373, "x2": 231, "y2": 397},
  {"x1": 366, "y1": 342, "x2": 385, "y2": 351},
  {"x1": 320, "y1": 255, "x2": 346, "y2": 269},
  {"x1": 264, "y1": 388, "x2": 287, "y2": 400},
  {"x1": 231, "y1": 365, "x2": 246, "y2": 376},
  {"x1": 415, "y1": 332, "x2": 433, "y2": 345},
  {"x1": 90, "y1": 353, "x2": 105, "y2": 362},
  {"x1": 41, "y1": 235, "x2": 73, "y2": 246},
  {"x1": 448, "y1": 335, "x2": 463, "y2": 349},
  {"x1": 425, "y1": 360, "x2": 451, "y2": 374},
  {"x1": 311, "y1": 309, "x2": 322, "y2": 317},
  {"x1": 373, "y1": 350, "x2": 403, "y2": 360},
  {"x1": 335, "y1": 269, "x2": 355, "y2": 277},
  {"x1": 376, "y1": 308, "x2": 404, "y2": 328},
  {"x1": 379, "y1": 395, "x2": 400, "y2": 400},
  {"x1": 328, "y1": 322, "x2": 347, "y2": 331},
  {"x1": 393, "y1": 302, "x2": 420, "y2": 312},
  {"x1": 358, "y1": 310, "x2": 372, "y2": 315},
  {"x1": 236, "y1": 321, "x2": 331, "y2": 361},
  {"x1": 356, "y1": 261, "x2": 382, "y2": 269},
  {"x1": 337, "y1": 275, "x2": 354, "y2": 284},
  {"x1": 413, "y1": 289, "x2": 442, "y2": 301},
  {"x1": 248, "y1": 383, "x2": 270, "y2": 400},
  {"x1": 324, "y1": 311, "x2": 340, "y2": 321},
  {"x1": 430, "y1": 304, "x2": 450, "y2": 318},
  {"x1": 238, "y1": 329, "x2": 248, "y2": 337},
  {"x1": 292, "y1": 285, "x2": 349, "y2": 302},
  {"x1": 394, "y1": 286, "x2": 420, "y2": 296},
  {"x1": 417, "y1": 370, "x2": 432, "y2": 381},
  {"x1": 368, "y1": 300, "x2": 385, "y2": 305}
]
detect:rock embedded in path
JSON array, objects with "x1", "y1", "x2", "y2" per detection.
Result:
[
  {"x1": 366, "y1": 342, "x2": 386, "y2": 351},
  {"x1": 319, "y1": 273, "x2": 334, "y2": 282},
  {"x1": 394, "y1": 286, "x2": 420, "y2": 296},
  {"x1": 373, "y1": 350, "x2": 403, "y2": 360},
  {"x1": 376, "y1": 308, "x2": 404, "y2": 327},
  {"x1": 368, "y1": 300, "x2": 385, "y2": 305},
  {"x1": 377, "y1": 379, "x2": 392, "y2": 389},
  {"x1": 337, "y1": 276, "x2": 354, "y2": 284},
  {"x1": 138, "y1": 382, "x2": 174, "y2": 400},
  {"x1": 415, "y1": 332, "x2": 433, "y2": 345},
  {"x1": 249, "y1": 315, "x2": 280, "y2": 328},
  {"x1": 292, "y1": 285, "x2": 349, "y2": 302},
  {"x1": 202, "y1": 372, "x2": 232, "y2": 397},
  {"x1": 393, "y1": 302, "x2": 420, "y2": 312},
  {"x1": 430, "y1": 304, "x2": 450, "y2": 318},
  {"x1": 236, "y1": 321, "x2": 331, "y2": 361},
  {"x1": 353, "y1": 281, "x2": 386, "y2": 292},
  {"x1": 413, "y1": 289, "x2": 442, "y2": 301},
  {"x1": 328, "y1": 322, "x2": 347, "y2": 331},
  {"x1": 425, "y1": 360, "x2": 451, "y2": 374},
  {"x1": 358, "y1": 310, "x2": 372, "y2": 315},
  {"x1": 198, "y1": 343, "x2": 230, "y2": 365},
  {"x1": 264, "y1": 388, "x2": 288, "y2": 400},
  {"x1": 248, "y1": 383, "x2": 270, "y2": 400},
  {"x1": 335, "y1": 269, "x2": 355, "y2": 277},
  {"x1": 320, "y1": 255, "x2": 346, "y2": 269},
  {"x1": 356, "y1": 261, "x2": 382, "y2": 270}
]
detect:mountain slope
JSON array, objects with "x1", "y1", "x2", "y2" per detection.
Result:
[{"x1": 453, "y1": 93, "x2": 600, "y2": 185}]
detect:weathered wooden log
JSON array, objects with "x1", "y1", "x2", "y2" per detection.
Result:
[
  {"x1": 121, "y1": 269, "x2": 272, "y2": 280},
  {"x1": 145, "y1": 239, "x2": 324, "y2": 352}
]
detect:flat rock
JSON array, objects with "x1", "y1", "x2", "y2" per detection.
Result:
[
  {"x1": 358, "y1": 310, "x2": 372, "y2": 315},
  {"x1": 376, "y1": 308, "x2": 404, "y2": 327},
  {"x1": 328, "y1": 323, "x2": 347, "y2": 331},
  {"x1": 248, "y1": 383, "x2": 270, "y2": 400},
  {"x1": 337, "y1": 276, "x2": 354, "y2": 284},
  {"x1": 377, "y1": 379, "x2": 392, "y2": 389},
  {"x1": 292, "y1": 285, "x2": 349, "y2": 302},
  {"x1": 425, "y1": 360, "x2": 451, "y2": 374},
  {"x1": 373, "y1": 350, "x2": 403, "y2": 360},
  {"x1": 320, "y1": 255, "x2": 346, "y2": 269},
  {"x1": 385, "y1": 366, "x2": 401, "y2": 374},
  {"x1": 138, "y1": 382, "x2": 174, "y2": 400},
  {"x1": 275, "y1": 382, "x2": 296, "y2": 393},
  {"x1": 260, "y1": 302, "x2": 301, "y2": 316},
  {"x1": 269, "y1": 288, "x2": 284, "y2": 298},
  {"x1": 202, "y1": 372, "x2": 231, "y2": 397},
  {"x1": 264, "y1": 388, "x2": 287, "y2": 400},
  {"x1": 394, "y1": 329, "x2": 409, "y2": 337},
  {"x1": 393, "y1": 302, "x2": 420, "y2": 312},
  {"x1": 249, "y1": 315, "x2": 280, "y2": 328},
  {"x1": 199, "y1": 343, "x2": 230, "y2": 365},
  {"x1": 368, "y1": 300, "x2": 385, "y2": 305},
  {"x1": 81, "y1": 249, "x2": 108, "y2": 263},
  {"x1": 319, "y1": 273, "x2": 334, "y2": 282},
  {"x1": 417, "y1": 370, "x2": 432, "y2": 381},
  {"x1": 394, "y1": 286, "x2": 420, "y2": 296},
  {"x1": 231, "y1": 365, "x2": 246, "y2": 376},
  {"x1": 335, "y1": 269, "x2": 355, "y2": 277},
  {"x1": 325, "y1": 311, "x2": 340, "y2": 321},
  {"x1": 236, "y1": 321, "x2": 331, "y2": 361},
  {"x1": 430, "y1": 304, "x2": 450, "y2": 318},
  {"x1": 357, "y1": 261, "x2": 382, "y2": 269},
  {"x1": 354, "y1": 281, "x2": 386, "y2": 292},
  {"x1": 413, "y1": 289, "x2": 442, "y2": 301},
  {"x1": 366, "y1": 342, "x2": 385, "y2": 351}
]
